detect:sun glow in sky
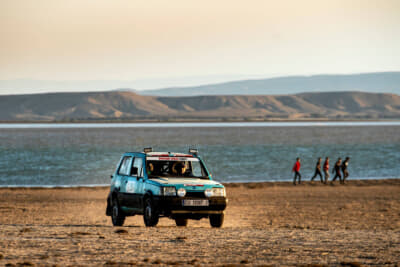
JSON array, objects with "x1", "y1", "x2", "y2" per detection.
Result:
[{"x1": 1, "y1": 0, "x2": 399, "y2": 85}]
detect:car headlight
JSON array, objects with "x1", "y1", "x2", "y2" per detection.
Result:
[
  {"x1": 177, "y1": 188, "x2": 186, "y2": 197},
  {"x1": 212, "y1": 187, "x2": 226, "y2": 197},
  {"x1": 162, "y1": 187, "x2": 176, "y2": 196},
  {"x1": 204, "y1": 187, "x2": 226, "y2": 197},
  {"x1": 204, "y1": 188, "x2": 213, "y2": 197}
]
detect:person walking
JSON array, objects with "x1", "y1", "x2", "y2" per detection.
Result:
[
  {"x1": 323, "y1": 157, "x2": 330, "y2": 184},
  {"x1": 292, "y1": 157, "x2": 301, "y2": 185},
  {"x1": 310, "y1": 157, "x2": 323, "y2": 183},
  {"x1": 342, "y1": 157, "x2": 350, "y2": 183},
  {"x1": 331, "y1": 158, "x2": 342, "y2": 184}
]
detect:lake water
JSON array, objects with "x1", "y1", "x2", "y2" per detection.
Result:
[{"x1": 0, "y1": 122, "x2": 399, "y2": 187}]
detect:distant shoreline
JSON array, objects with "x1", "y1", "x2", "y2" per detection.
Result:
[
  {"x1": 0, "y1": 118, "x2": 400, "y2": 124},
  {"x1": 0, "y1": 120, "x2": 399, "y2": 130},
  {"x1": 1, "y1": 178, "x2": 399, "y2": 190}
]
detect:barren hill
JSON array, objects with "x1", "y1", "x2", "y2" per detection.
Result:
[
  {"x1": 0, "y1": 91, "x2": 399, "y2": 121},
  {"x1": 140, "y1": 72, "x2": 400, "y2": 96}
]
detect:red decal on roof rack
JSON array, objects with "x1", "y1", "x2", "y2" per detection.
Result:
[{"x1": 158, "y1": 157, "x2": 175, "y2": 161}]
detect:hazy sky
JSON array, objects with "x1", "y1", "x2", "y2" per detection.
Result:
[{"x1": 1, "y1": 0, "x2": 400, "y2": 90}]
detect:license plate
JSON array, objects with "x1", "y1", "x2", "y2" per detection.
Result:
[{"x1": 182, "y1": 199, "x2": 209, "y2": 206}]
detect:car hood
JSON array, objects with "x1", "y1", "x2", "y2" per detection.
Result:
[{"x1": 149, "y1": 177, "x2": 223, "y2": 187}]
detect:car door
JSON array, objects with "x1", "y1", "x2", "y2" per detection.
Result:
[
  {"x1": 133, "y1": 155, "x2": 145, "y2": 209},
  {"x1": 116, "y1": 155, "x2": 133, "y2": 207},
  {"x1": 131, "y1": 156, "x2": 145, "y2": 208}
]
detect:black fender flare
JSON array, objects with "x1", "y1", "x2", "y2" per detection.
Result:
[
  {"x1": 142, "y1": 190, "x2": 153, "y2": 204},
  {"x1": 106, "y1": 190, "x2": 119, "y2": 216},
  {"x1": 142, "y1": 190, "x2": 159, "y2": 211}
]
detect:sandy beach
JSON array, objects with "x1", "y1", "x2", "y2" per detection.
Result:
[{"x1": 0, "y1": 179, "x2": 399, "y2": 266}]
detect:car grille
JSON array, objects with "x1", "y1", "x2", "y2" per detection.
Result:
[{"x1": 185, "y1": 191, "x2": 206, "y2": 198}]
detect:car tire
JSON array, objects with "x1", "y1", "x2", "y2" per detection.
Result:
[
  {"x1": 106, "y1": 197, "x2": 112, "y2": 216},
  {"x1": 111, "y1": 198, "x2": 125, "y2": 226},
  {"x1": 175, "y1": 218, "x2": 188, "y2": 227},
  {"x1": 209, "y1": 213, "x2": 224, "y2": 228},
  {"x1": 143, "y1": 197, "x2": 159, "y2": 227}
]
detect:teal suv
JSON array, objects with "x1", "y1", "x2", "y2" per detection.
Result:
[{"x1": 106, "y1": 148, "x2": 227, "y2": 227}]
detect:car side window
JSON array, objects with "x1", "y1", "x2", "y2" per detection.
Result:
[
  {"x1": 132, "y1": 157, "x2": 144, "y2": 178},
  {"x1": 118, "y1": 156, "x2": 132, "y2": 176},
  {"x1": 190, "y1": 161, "x2": 204, "y2": 177}
]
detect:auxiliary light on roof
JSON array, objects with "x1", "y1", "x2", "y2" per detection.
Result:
[
  {"x1": 144, "y1": 147, "x2": 153, "y2": 153},
  {"x1": 189, "y1": 148, "x2": 198, "y2": 155}
]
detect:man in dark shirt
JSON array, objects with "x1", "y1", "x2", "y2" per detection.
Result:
[
  {"x1": 310, "y1": 157, "x2": 323, "y2": 183},
  {"x1": 332, "y1": 158, "x2": 342, "y2": 184},
  {"x1": 342, "y1": 157, "x2": 350, "y2": 183}
]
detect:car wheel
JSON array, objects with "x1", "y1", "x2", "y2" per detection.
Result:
[
  {"x1": 143, "y1": 197, "x2": 159, "y2": 227},
  {"x1": 106, "y1": 197, "x2": 112, "y2": 216},
  {"x1": 209, "y1": 213, "x2": 224, "y2": 228},
  {"x1": 175, "y1": 218, "x2": 188, "y2": 227},
  {"x1": 111, "y1": 198, "x2": 125, "y2": 226}
]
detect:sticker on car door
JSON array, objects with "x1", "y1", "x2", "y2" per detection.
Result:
[{"x1": 126, "y1": 181, "x2": 136, "y2": 193}]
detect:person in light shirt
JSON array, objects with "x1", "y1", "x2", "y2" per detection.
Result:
[{"x1": 323, "y1": 157, "x2": 330, "y2": 184}]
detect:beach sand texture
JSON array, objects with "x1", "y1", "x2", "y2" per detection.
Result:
[{"x1": 0, "y1": 180, "x2": 399, "y2": 266}]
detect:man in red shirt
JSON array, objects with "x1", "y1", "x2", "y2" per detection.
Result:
[{"x1": 292, "y1": 157, "x2": 301, "y2": 185}]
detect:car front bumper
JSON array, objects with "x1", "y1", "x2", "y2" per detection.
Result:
[{"x1": 153, "y1": 195, "x2": 227, "y2": 218}]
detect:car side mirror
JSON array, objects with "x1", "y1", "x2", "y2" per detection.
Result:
[
  {"x1": 131, "y1": 167, "x2": 138, "y2": 176},
  {"x1": 110, "y1": 175, "x2": 113, "y2": 179}
]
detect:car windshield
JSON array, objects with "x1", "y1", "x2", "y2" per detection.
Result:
[{"x1": 146, "y1": 157, "x2": 209, "y2": 179}]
